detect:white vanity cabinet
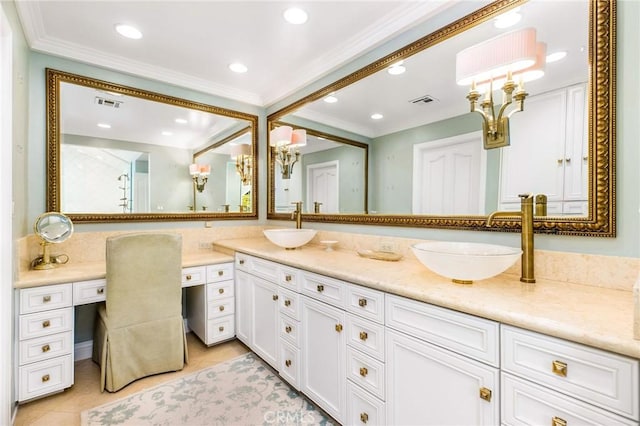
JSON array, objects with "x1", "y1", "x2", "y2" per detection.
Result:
[
  {"x1": 501, "y1": 325, "x2": 640, "y2": 425},
  {"x1": 186, "y1": 263, "x2": 235, "y2": 346},
  {"x1": 17, "y1": 283, "x2": 74, "y2": 402}
]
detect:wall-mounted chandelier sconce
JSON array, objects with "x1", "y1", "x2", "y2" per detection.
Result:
[
  {"x1": 269, "y1": 125, "x2": 307, "y2": 179},
  {"x1": 456, "y1": 27, "x2": 546, "y2": 149},
  {"x1": 189, "y1": 163, "x2": 210, "y2": 192},
  {"x1": 230, "y1": 144, "x2": 252, "y2": 185}
]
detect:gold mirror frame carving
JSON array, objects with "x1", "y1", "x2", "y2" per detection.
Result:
[
  {"x1": 267, "y1": 0, "x2": 615, "y2": 237},
  {"x1": 46, "y1": 69, "x2": 259, "y2": 223}
]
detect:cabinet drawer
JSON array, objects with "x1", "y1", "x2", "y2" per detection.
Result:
[
  {"x1": 279, "y1": 314, "x2": 300, "y2": 347},
  {"x1": 347, "y1": 381, "x2": 386, "y2": 426},
  {"x1": 19, "y1": 308, "x2": 73, "y2": 340},
  {"x1": 279, "y1": 266, "x2": 302, "y2": 292},
  {"x1": 235, "y1": 253, "x2": 251, "y2": 272},
  {"x1": 279, "y1": 339, "x2": 301, "y2": 390},
  {"x1": 206, "y1": 263, "x2": 234, "y2": 283},
  {"x1": 347, "y1": 347, "x2": 385, "y2": 401},
  {"x1": 182, "y1": 266, "x2": 206, "y2": 287},
  {"x1": 19, "y1": 331, "x2": 73, "y2": 366},
  {"x1": 207, "y1": 281, "x2": 235, "y2": 301},
  {"x1": 386, "y1": 294, "x2": 499, "y2": 367},
  {"x1": 301, "y1": 271, "x2": 346, "y2": 309},
  {"x1": 206, "y1": 316, "x2": 235, "y2": 344},
  {"x1": 501, "y1": 325, "x2": 639, "y2": 420},
  {"x1": 18, "y1": 354, "x2": 73, "y2": 402},
  {"x1": 346, "y1": 284, "x2": 384, "y2": 324},
  {"x1": 207, "y1": 296, "x2": 235, "y2": 319},
  {"x1": 20, "y1": 284, "x2": 72, "y2": 314},
  {"x1": 278, "y1": 287, "x2": 301, "y2": 321},
  {"x1": 502, "y1": 373, "x2": 638, "y2": 426},
  {"x1": 346, "y1": 314, "x2": 385, "y2": 362},
  {"x1": 73, "y1": 279, "x2": 106, "y2": 306}
]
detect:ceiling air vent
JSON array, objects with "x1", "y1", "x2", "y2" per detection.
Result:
[
  {"x1": 95, "y1": 96, "x2": 123, "y2": 108},
  {"x1": 409, "y1": 95, "x2": 437, "y2": 104}
]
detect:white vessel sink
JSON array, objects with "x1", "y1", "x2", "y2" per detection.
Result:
[
  {"x1": 411, "y1": 241, "x2": 521, "y2": 284},
  {"x1": 263, "y1": 228, "x2": 317, "y2": 249}
]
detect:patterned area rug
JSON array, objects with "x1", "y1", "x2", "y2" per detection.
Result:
[{"x1": 81, "y1": 353, "x2": 333, "y2": 425}]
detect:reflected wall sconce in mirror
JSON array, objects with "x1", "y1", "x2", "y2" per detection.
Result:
[
  {"x1": 230, "y1": 144, "x2": 252, "y2": 185},
  {"x1": 189, "y1": 163, "x2": 211, "y2": 192},
  {"x1": 456, "y1": 27, "x2": 546, "y2": 149},
  {"x1": 269, "y1": 125, "x2": 307, "y2": 179}
]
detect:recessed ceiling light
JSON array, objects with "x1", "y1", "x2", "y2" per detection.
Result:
[
  {"x1": 115, "y1": 24, "x2": 142, "y2": 40},
  {"x1": 97, "y1": 123, "x2": 111, "y2": 129},
  {"x1": 371, "y1": 113, "x2": 383, "y2": 120},
  {"x1": 546, "y1": 51, "x2": 567, "y2": 63},
  {"x1": 388, "y1": 61, "x2": 406, "y2": 75},
  {"x1": 229, "y1": 63, "x2": 248, "y2": 73},
  {"x1": 494, "y1": 8, "x2": 521, "y2": 29},
  {"x1": 284, "y1": 7, "x2": 308, "y2": 24},
  {"x1": 324, "y1": 95, "x2": 338, "y2": 103},
  {"x1": 175, "y1": 118, "x2": 188, "y2": 124},
  {"x1": 162, "y1": 131, "x2": 173, "y2": 136}
]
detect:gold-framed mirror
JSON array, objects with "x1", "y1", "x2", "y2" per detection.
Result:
[
  {"x1": 267, "y1": 0, "x2": 616, "y2": 237},
  {"x1": 46, "y1": 68, "x2": 259, "y2": 223}
]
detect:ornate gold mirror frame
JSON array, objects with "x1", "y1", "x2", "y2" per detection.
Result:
[
  {"x1": 267, "y1": 0, "x2": 615, "y2": 237},
  {"x1": 46, "y1": 69, "x2": 259, "y2": 223}
]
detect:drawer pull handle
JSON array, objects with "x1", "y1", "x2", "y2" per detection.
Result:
[
  {"x1": 285, "y1": 326, "x2": 292, "y2": 333},
  {"x1": 479, "y1": 387, "x2": 492, "y2": 402},
  {"x1": 218, "y1": 288, "x2": 225, "y2": 294},
  {"x1": 317, "y1": 285, "x2": 324, "y2": 293},
  {"x1": 272, "y1": 295, "x2": 279, "y2": 301},
  {"x1": 552, "y1": 416, "x2": 567, "y2": 426},
  {"x1": 239, "y1": 259, "x2": 245, "y2": 265},
  {"x1": 42, "y1": 344, "x2": 50, "y2": 353},
  {"x1": 358, "y1": 298, "x2": 367, "y2": 307},
  {"x1": 97, "y1": 287, "x2": 105, "y2": 294},
  {"x1": 219, "y1": 305, "x2": 225, "y2": 312},
  {"x1": 359, "y1": 367, "x2": 368, "y2": 377},
  {"x1": 360, "y1": 412, "x2": 369, "y2": 423},
  {"x1": 42, "y1": 320, "x2": 51, "y2": 328},
  {"x1": 335, "y1": 323, "x2": 343, "y2": 332},
  {"x1": 359, "y1": 331, "x2": 368, "y2": 341},
  {"x1": 284, "y1": 300, "x2": 291, "y2": 307},
  {"x1": 41, "y1": 374, "x2": 50, "y2": 383},
  {"x1": 218, "y1": 270, "x2": 224, "y2": 276},
  {"x1": 552, "y1": 360, "x2": 567, "y2": 377},
  {"x1": 218, "y1": 326, "x2": 225, "y2": 332},
  {"x1": 43, "y1": 295, "x2": 51, "y2": 303},
  {"x1": 285, "y1": 275, "x2": 292, "y2": 282},
  {"x1": 185, "y1": 274, "x2": 192, "y2": 281},
  {"x1": 285, "y1": 359, "x2": 292, "y2": 367}
]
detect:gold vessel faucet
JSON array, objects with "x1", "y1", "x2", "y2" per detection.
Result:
[
  {"x1": 486, "y1": 193, "x2": 535, "y2": 283},
  {"x1": 291, "y1": 201, "x2": 303, "y2": 229}
]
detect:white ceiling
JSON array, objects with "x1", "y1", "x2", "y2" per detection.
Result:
[{"x1": 16, "y1": 0, "x2": 455, "y2": 107}]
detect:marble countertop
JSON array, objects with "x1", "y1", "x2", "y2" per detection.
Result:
[
  {"x1": 15, "y1": 251, "x2": 234, "y2": 288},
  {"x1": 214, "y1": 237, "x2": 640, "y2": 360}
]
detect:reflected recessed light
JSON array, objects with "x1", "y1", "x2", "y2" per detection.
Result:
[
  {"x1": 284, "y1": 7, "x2": 308, "y2": 24},
  {"x1": 162, "y1": 131, "x2": 173, "y2": 136},
  {"x1": 115, "y1": 24, "x2": 142, "y2": 39},
  {"x1": 97, "y1": 123, "x2": 111, "y2": 129},
  {"x1": 494, "y1": 8, "x2": 521, "y2": 29},
  {"x1": 175, "y1": 118, "x2": 188, "y2": 124},
  {"x1": 324, "y1": 95, "x2": 338, "y2": 103},
  {"x1": 371, "y1": 113, "x2": 383, "y2": 120},
  {"x1": 546, "y1": 51, "x2": 567, "y2": 63},
  {"x1": 229, "y1": 63, "x2": 248, "y2": 73},
  {"x1": 388, "y1": 61, "x2": 406, "y2": 75}
]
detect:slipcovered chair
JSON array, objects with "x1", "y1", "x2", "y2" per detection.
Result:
[{"x1": 93, "y1": 233, "x2": 189, "y2": 392}]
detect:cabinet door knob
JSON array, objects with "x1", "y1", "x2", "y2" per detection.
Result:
[
  {"x1": 565, "y1": 158, "x2": 571, "y2": 163},
  {"x1": 218, "y1": 288, "x2": 225, "y2": 294},
  {"x1": 359, "y1": 367, "x2": 368, "y2": 377},
  {"x1": 360, "y1": 412, "x2": 369, "y2": 423},
  {"x1": 285, "y1": 359, "x2": 292, "y2": 367},
  {"x1": 552, "y1": 416, "x2": 567, "y2": 426},
  {"x1": 272, "y1": 295, "x2": 279, "y2": 301},
  {"x1": 185, "y1": 274, "x2": 192, "y2": 281},
  {"x1": 219, "y1": 305, "x2": 225, "y2": 312},
  {"x1": 359, "y1": 331, "x2": 368, "y2": 341},
  {"x1": 284, "y1": 299, "x2": 291, "y2": 307},
  {"x1": 97, "y1": 287, "x2": 105, "y2": 294},
  {"x1": 317, "y1": 284, "x2": 324, "y2": 293},
  {"x1": 239, "y1": 259, "x2": 245, "y2": 265},
  {"x1": 552, "y1": 360, "x2": 567, "y2": 377},
  {"x1": 42, "y1": 320, "x2": 50, "y2": 328},
  {"x1": 218, "y1": 326, "x2": 225, "y2": 332},
  {"x1": 42, "y1": 295, "x2": 51, "y2": 303},
  {"x1": 285, "y1": 275, "x2": 292, "y2": 282},
  {"x1": 41, "y1": 374, "x2": 50, "y2": 383},
  {"x1": 335, "y1": 323, "x2": 343, "y2": 332},
  {"x1": 479, "y1": 387, "x2": 492, "y2": 402},
  {"x1": 218, "y1": 270, "x2": 224, "y2": 276},
  {"x1": 285, "y1": 326, "x2": 292, "y2": 333},
  {"x1": 41, "y1": 344, "x2": 50, "y2": 353},
  {"x1": 358, "y1": 298, "x2": 367, "y2": 307}
]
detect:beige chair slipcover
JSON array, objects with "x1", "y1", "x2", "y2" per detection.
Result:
[{"x1": 93, "y1": 233, "x2": 188, "y2": 392}]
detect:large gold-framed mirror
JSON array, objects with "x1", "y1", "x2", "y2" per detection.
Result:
[
  {"x1": 267, "y1": 0, "x2": 615, "y2": 237},
  {"x1": 46, "y1": 69, "x2": 259, "y2": 222}
]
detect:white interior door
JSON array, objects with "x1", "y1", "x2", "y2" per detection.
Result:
[
  {"x1": 307, "y1": 161, "x2": 338, "y2": 213},
  {"x1": 413, "y1": 131, "x2": 485, "y2": 215}
]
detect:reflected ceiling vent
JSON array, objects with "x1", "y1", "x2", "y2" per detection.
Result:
[
  {"x1": 95, "y1": 96, "x2": 123, "y2": 108},
  {"x1": 409, "y1": 94, "x2": 437, "y2": 104}
]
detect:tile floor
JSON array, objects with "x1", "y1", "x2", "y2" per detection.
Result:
[{"x1": 13, "y1": 334, "x2": 250, "y2": 426}]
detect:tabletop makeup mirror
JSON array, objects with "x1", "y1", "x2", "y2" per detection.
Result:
[
  {"x1": 267, "y1": 0, "x2": 616, "y2": 236},
  {"x1": 46, "y1": 69, "x2": 259, "y2": 222},
  {"x1": 32, "y1": 212, "x2": 73, "y2": 270}
]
